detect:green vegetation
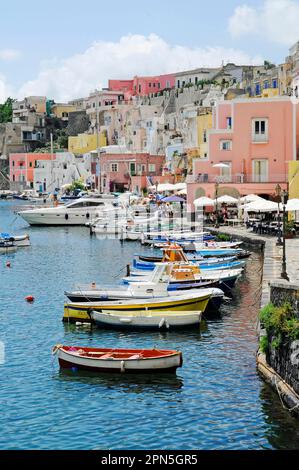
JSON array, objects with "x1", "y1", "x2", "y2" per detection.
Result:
[
  {"x1": 69, "y1": 180, "x2": 86, "y2": 192},
  {"x1": 217, "y1": 233, "x2": 231, "y2": 241},
  {"x1": 259, "y1": 335, "x2": 269, "y2": 354},
  {"x1": 259, "y1": 303, "x2": 299, "y2": 351},
  {"x1": 0, "y1": 98, "x2": 14, "y2": 123}
]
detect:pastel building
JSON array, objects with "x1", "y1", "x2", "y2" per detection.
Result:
[
  {"x1": 68, "y1": 133, "x2": 107, "y2": 155},
  {"x1": 10, "y1": 153, "x2": 56, "y2": 190},
  {"x1": 108, "y1": 74, "x2": 176, "y2": 99},
  {"x1": 187, "y1": 97, "x2": 298, "y2": 204},
  {"x1": 99, "y1": 150, "x2": 165, "y2": 193}
]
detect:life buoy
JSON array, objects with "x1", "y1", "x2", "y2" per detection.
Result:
[{"x1": 65, "y1": 214, "x2": 69, "y2": 220}]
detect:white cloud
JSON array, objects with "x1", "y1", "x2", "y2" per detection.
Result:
[
  {"x1": 0, "y1": 49, "x2": 21, "y2": 61},
  {"x1": 229, "y1": 0, "x2": 299, "y2": 46},
  {"x1": 16, "y1": 34, "x2": 263, "y2": 102},
  {"x1": 0, "y1": 74, "x2": 14, "y2": 103}
]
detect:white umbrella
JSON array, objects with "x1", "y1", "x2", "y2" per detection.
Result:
[
  {"x1": 240, "y1": 194, "x2": 264, "y2": 203},
  {"x1": 213, "y1": 163, "x2": 230, "y2": 168},
  {"x1": 174, "y1": 182, "x2": 187, "y2": 191},
  {"x1": 157, "y1": 183, "x2": 176, "y2": 192},
  {"x1": 244, "y1": 199, "x2": 280, "y2": 213},
  {"x1": 286, "y1": 198, "x2": 299, "y2": 211},
  {"x1": 194, "y1": 196, "x2": 215, "y2": 207},
  {"x1": 178, "y1": 188, "x2": 187, "y2": 195},
  {"x1": 217, "y1": 195, "x2": 238, "y2": 205}
]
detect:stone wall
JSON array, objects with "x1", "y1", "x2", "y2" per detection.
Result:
[
  {"x1": 270, "y1": 281, "x2": 299, "y2": 317},
  {"x1": 265, "y1": 282, "x2": 299, "y2": 398},
  {"x1": 266, "y1": 334, "x2": 299, "y2": 395}
]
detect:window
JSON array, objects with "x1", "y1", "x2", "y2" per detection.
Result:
[
  {"x1": 130, "y1": 163, "x2": 136, "y2": 176},
  {"x1": 195, "y1": 77, "x2": 198, "y2": 84},
  {"x1": 177, "y1": 80, "x2": 180, "y2": 88},
  {"x1": 264, "y1": 81, "x2": 269, "y2": 89},
  {"x1": 148, "y1": 164, "x2": 156, "y2": 173},
  {"x1": 149, "y1": 83, "x2": 151, "y2": 88},
  {"x1": 226, "y1": 117, "x2": 232, "y2": 129},
  {"x1": 252, "y1": 159, "x2": 268, "y2": 182},
  {"x1": 272, "y1": 79, "x2": 278, "y2": 88},
  {"x1": 220, "y1": 162, "x2": 232, "y2": 182},
  {"x1": 255, "y1": 84, "x2": 261, "y2": 95},
  {"x1": 111, "y1": 163, "x2": 118, "y2": 172},
  {"x1": 146, "y1": 121, "x2": 152, "y2": 128},
  {"x1": 220, "y1": 140, "x2": 232, "y2": 151},
  {"x1": 29, "y1": 162, "x2": 32, "y2": 168},
  {"x1": 203, "y1": 130, "x2": 207, "y2": 143},
  {"x1": 166, "y1": 80, "x2": 170, "y2": 88},
  {"x1": 252, "y1": 119, "x2": 268, "y2": 143},
  {"x1": 143, "y1": 140, "x2": 147, "y2": 149}
]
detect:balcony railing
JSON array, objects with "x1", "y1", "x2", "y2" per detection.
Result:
[{"x1": 187, "y1": 174, "x2": 288, "y2": 184}]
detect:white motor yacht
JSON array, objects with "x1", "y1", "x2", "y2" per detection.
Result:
[{"x1": 17, "y1": 197, "x2": 117, "y2": 226}]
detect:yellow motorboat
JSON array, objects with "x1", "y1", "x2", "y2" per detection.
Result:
[{"x1": 63, "y1": 291, "x2": 211, "y2": 323}]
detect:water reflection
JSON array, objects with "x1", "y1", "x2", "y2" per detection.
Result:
[
  {"x1": 260, "y1": 383, "x2": 299, "y2": 449},
  {"x1": 53, "y1": 369, "x2": 184, "y2": 393}
]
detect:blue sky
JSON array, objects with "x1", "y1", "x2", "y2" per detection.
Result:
[{"x1": 0, "y1": 0, "x2": 297, "y2": 101}]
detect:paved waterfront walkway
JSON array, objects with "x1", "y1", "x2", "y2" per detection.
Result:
[{"x1": 211, "y1": 226, "x2": 299, "y2": 307}]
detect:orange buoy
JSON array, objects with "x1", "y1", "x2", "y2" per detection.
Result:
[{"x1": 25, "y1": 295, "x2": 35, "y2": 303}]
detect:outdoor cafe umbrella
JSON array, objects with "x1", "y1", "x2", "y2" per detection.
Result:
[
  {"x1": 212, "y1": 163, "x2": 230, "y2": 168},
  {"x1": 240, "y1": 194, "x2": 264, "y2": 204},
  {"x1": 217, "y1": 195, "x2": 238, "y2": 205},
  {"x1": 161, "y1": 195, "x2": 185, "y2": 203},
  {"x1": 194, "y1": 196, "x2": 215, "y2": 207},
  {"x1": 244, "y1": 199, "x2": 280, "y2": 212},
  {"x1": 286, "y1": 198, "x2": 299, "y2": 211},
  {"x1": 157, "y1": 183, "x2": 176, "y2": 192}
]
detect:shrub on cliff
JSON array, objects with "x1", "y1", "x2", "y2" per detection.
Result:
[{"x1": 259, "y1": 303, "x2": 299, "y2": 351}]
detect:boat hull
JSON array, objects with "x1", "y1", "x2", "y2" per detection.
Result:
[
  {"x1": 91, "y1": 310, "x2": 202, "y2": 330},
  {"x1": 55, "y1": 346, "x2": 182, "y2": 373},
  {"x1": 63, "y1": 294, "x2": 211, "y2": 323}
]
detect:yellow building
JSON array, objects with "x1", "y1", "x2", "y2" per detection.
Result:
[
  {"x1": 197, "y1": 110, "x2": 213, "y2": 159},
  {"x1": 68, "y1": 133, "x2": 107, "y2": 154},
  {"x1": 289, "y1": 161, "x2": 299, "y2": 199},
  {"x1": 288, "y1": 161, "x2": 299, "y2": 220},
  {"x1": 51, "y1": 103, "x2": 78, "y2": 120},
  {"x1": 261, "y1": 88, "x2": 279, "y2": 98}
]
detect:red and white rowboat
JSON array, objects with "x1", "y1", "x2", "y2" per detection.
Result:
[{"x1": 52, "y1": 345, "x2": 183, "y2": 374}]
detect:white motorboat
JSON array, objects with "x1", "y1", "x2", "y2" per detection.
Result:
[
  {"x1": 17, "y1": 197, "x2": 117, "y2": 226},
  {"x1": 91, "y1": 309, "x2": 202, "y2": 330}
]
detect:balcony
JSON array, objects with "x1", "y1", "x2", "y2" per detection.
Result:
[{"x1": 187, "y1": 174, "x2": 288, "y2": 184}]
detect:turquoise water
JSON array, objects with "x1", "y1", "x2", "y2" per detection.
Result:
[{"x1": 1, "y1": 200, "x2": 299, "y2": 450}]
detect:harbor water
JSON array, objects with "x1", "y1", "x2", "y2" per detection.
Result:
[{"x1": 1, "y1": 200, "x2": 299, "y2": 450}]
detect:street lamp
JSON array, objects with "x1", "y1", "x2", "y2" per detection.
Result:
[
  {"x1": 275, "y1": 184, "x2": 283, "y2": 246},
  {"x1": 215, "y1": 182, "x2": 220, "y2": 228},
  {"x1": 281, "y1": 189, "x2": 289, "y2": 281}
]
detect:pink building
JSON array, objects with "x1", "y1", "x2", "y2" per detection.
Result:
[
  {"x1": 188, "y1": 97, "x2": 298, "y2": 205},
  {"x1": 133, "y1": 74, "x2": 175, "y2": 97},
  {"x1": 10, "y1": 153, "x2": 56, "y2": 189},
  {"x1": 99, "y1": 152, "x2": 165, "y2": 193},
  {"x1": 108, "y1": 74, "x2": 176, "y2": 99}
]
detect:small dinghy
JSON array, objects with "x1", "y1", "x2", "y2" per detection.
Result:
[
  {"x1": 52, "y1": 345, "x2": 183, "y2": 373},
  {"x1": 0, "y1": 240, "x2": 17, "y2": 253},
  {"x1": 0, "y1": 233, "x2": 30, "y2": 247},
  {"x1": 91, "y1": 309, "x2": 202, "y2": 330}
]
